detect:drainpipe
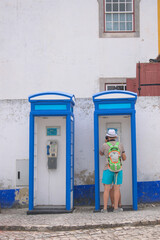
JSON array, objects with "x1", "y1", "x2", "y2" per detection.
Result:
[
  {"x1": 138, "y1": 62, "x2": 141, "y2": 96},
  {"x1": 158, "y1": 0, "x2": 160, "y2": 54}
]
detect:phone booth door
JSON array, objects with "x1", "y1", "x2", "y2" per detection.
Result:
[{"x1": 34, "y1": 117, "x2": 66, "y2": 207}]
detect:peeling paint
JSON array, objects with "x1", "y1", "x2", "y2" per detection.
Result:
[
  {"x1": 74, "y1": 170, "x2": 95, "y2": 185},
  {"x1": 15, "y1": 188, "x2": 28, "y2": 206}
]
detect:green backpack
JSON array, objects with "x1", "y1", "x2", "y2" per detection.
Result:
[{"x1": 107, "y1": 142, "x2": 122, "y2": 172}]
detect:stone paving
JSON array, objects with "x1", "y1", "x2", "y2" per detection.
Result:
[
  {"x1": 0, "y1": 204, "x2": 160, "y2": 239},
  {"x1": 1, "y1": 225, "x2": 160, "y2": 239}
]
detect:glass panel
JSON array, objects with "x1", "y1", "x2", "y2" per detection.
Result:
[
  {"x1": 113, "y1": 22, "x2": 119, "y2": 31},
  {"x1": 127, "y1": 22, "x2": 132, "y2": 30},
  {"x1": 116, "y1": 86, "x2": 125, "y2": 90},
  {"x1": 113, "y1": 3, "x2": 118, "y2": 11},
  {"x1": 106, "y1": 22, "x2": 112, "y2": 31},
  {"x1": 120, "y1": 0, "x2": 125, "y2": 2},
  {"x1": 113, "y1": 0, "x2": 118, "y2": 2},
  {"x1": 106, "y1": 3, "x2": 111, "y2": 11},
  {"x1": 108, "y1": 86, "x2": 125, "y2": 90},
  {"x1": 113, "y1": 14, "x2": 118, "y2": 21},
  {"x1": 120, "y1": 22, "x2": 125, "y2": 30},
  {"x1": 108, "y1": 86, "x2": 115, "y2": 90},
  {"x1": 120, "y1": 14, "x2": 125, "y2": 21},
  {"x1": 106, "y1": 14, "x2": 112, "y2": 21},
  {"x1": 126, "y1": 13, "x2": 132, "y2": 21},
  {"x1": 120, "y1": 3, "x2": 125, "y2": 11},
  {"x1": 126, "y1": 0, "x2": 132, "y2": 2},
  {"x1": 106, "y1": 0, "x2": 111, "y2": 2},
  {"x1": 126, "y1": 3, "x2": 132, "y2": 11}
]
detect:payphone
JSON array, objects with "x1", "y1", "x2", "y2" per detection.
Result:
[{"x1": 47, "y1": 140, "x2": 58, "y2": 169}]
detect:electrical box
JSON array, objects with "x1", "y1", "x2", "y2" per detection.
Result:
[{"x1": 16, "y1": 159, "x2": 29, "y2": 186}]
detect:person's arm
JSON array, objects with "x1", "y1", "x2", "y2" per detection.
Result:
[
  {"x1": 120, "y1": 143, "x2": 126, "y2": 161},
  {"x1": 99, "y1": 144, "x2": 105, "y2": 156},
  {"x1": 99, "y1": 150, "x2": 104, "y2": 156},
  {"x1": 122, "y1": 151, "x2": 126, "y2": 161}
]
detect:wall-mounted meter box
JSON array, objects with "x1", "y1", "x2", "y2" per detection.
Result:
[
  {"x1": 47, "y1": 140, "x2": 58, "y2": 169},
  {"x1": 46, "y1": 127, "x2": 60, "y2": 136}
]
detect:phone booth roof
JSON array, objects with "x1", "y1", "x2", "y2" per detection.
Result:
[
  {"x1": 93, "y1": 91, "x2": 137, "y2": 113},
  {"x1": 28, "y1": 91, "x2": 75, "y2": 104},
  {"x1": 93, "y1": 90, "x2": 137, "y2": 101}
]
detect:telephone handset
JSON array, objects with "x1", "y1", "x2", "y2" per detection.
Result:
[{"x1": 47, "y1": 140, "x2": 58, "y2": 169}]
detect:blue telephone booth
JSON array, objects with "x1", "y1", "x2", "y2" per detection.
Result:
[
  {"x1": 27, "y1": 92, "x2": 75, "y2": 214},
  {"x1": 93, "y1": 91, "x2": 137, "y2": 211}
]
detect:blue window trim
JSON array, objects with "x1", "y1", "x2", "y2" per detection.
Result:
[
  {"x1": 28, "y1": 92, "x2": 75, "y2": 212},
  {"x1": 92, "y1": 90, "x2": 137, "y2": 211}
]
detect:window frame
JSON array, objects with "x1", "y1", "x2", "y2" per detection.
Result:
[
  {"x1": 104, "y1": 0, "x2": 135, "y2": 33},
  {"x1": 97, "y1": 0, "x2": 140, "y2": 38},
  {"x1": 99, "y1": 78, "x2": 127, "y2": 92}
]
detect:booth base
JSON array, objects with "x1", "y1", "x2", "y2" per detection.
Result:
[{"x1": 27, "y1": 206, "x2": 74, "y2": 215}]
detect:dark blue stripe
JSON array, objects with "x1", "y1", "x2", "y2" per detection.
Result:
[
  {"x1": 1, "y1": 181, "x2": 160, "y2": 208},
  {"x1": 137, "y1": 181, "x2": 160, "y2": 203}
]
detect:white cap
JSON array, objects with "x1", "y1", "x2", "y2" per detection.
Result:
[{"x1": 106, "y1": 129, "x2": 117, "y2": 138}]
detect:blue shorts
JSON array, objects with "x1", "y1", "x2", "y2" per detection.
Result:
[{"x1": 102, "y1": 169, "x2": 123, "y2": 185}]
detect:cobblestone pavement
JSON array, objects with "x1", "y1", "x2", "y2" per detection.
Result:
[
  {"x1": 1, "y1": 225, "x2": 160, "y2": 240},
  {"x1": 0, "y1": 204, "x2": 160, "y2": 239},
  {"x1": 1, "y1": 205, "x2": 160, "y2": 232}
]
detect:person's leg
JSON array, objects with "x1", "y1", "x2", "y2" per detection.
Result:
[
  {"x1": 111, "y1": 186, "x2": 122, "y2": 208},
  {"x1": 118, "y1": 190, "x2": 122, "y2": 207},
  {"x1": 102, "y1": 169, "x2": 114, "y2": 211},
  {"x1": 113, "y1": 170, "x2": 123, "y2": 210},
  {"x1": 109, "y1": 185, "x2": 114, "y2": 208},
  {"x1": 103, "y1": 184, "x2": 111, "y2": 210},
  {"x1": 113, "y1": 184, "x2": 120, "y2": 210}
]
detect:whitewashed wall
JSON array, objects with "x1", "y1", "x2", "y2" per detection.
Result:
[
  {"x1": 136, "y1": 97, "x2": 160, "y2": 182},
  {"x1": 0, "y1": 0, "x2": 158, "y2": 99},
  {"x1": 0, "y1": 97, "x2": 160, "y2": 190},
  {"x1": 0, "y1": 100, "x2": 29, "y2": 189}
]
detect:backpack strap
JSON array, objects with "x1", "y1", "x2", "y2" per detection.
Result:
[
  {"x1": 107, "y1": 142, "x2": 119, "y2": 147},
  {"x1": 115, "y1": 142, "x2": 119, "y2": 147},
  {"x1": 107, "y1": 142, "x2": 113, "y2": 147}
]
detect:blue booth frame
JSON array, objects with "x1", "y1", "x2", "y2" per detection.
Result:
[
  {"x1": 28, "y1": 92, "x2": 75, "y2": 214},
  {"x1": 93, "y1": 90, "x2": 138, "y2": 211}
]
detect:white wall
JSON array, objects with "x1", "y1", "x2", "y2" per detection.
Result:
[
  {"x1": 0, "y1": 97, "x2": 160, "y2": 190},
  {"x1": 0, "y1": 100, "x2": 29, "y2": 189},
  {"x1": 0, "y1": 0, "x2": 158, "y2": 99},
  {"x1": 136, "y1": 97, "x2": 160, "y2": 182}
]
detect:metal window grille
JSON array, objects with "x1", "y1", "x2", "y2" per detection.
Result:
[{"x1": 105, "y1": 83, "x2": 126, "y2": 91}]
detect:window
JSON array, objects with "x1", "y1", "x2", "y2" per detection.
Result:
[
  {"x1": 105, "y1": 83, "x2": 126, "y2": 91},
  {"x1": 99, "y1": 78, "x2": 127, "y2": 92},
  {"x1": 98, "y1": 0, "x2": 140, "y2": 38},
  {"x1": 105, "y1": 0, "x2": 134, "y2": 32}
]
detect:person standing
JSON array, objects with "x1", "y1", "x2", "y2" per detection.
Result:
[{"x1": 99, "y1": 129, "x2": 126, "y2": 213}]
